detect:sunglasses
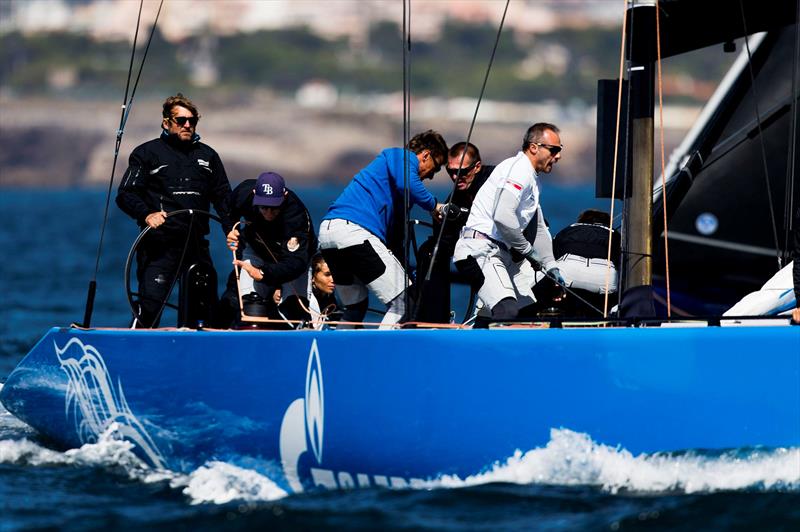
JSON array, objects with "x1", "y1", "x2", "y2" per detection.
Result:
[
  {"x1": 446, "y1": 162, "x2": 477, "y2": 177},
  {"x1": 534, "y1": 143, "x2": 563, "y2": 155},
  {"x1": 170, "y1": 116, "x2": 198, "y2": 127},
  {"x1": 427, "y1": 152, "x2": 442, "y2": 173}
]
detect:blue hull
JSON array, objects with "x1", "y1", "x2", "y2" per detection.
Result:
[{"x1": 1, "y1": 326, "x2": 799, "y2": 493}]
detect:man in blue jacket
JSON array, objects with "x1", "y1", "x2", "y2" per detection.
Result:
[{"x1": 319, "y1": 130, "x2": 447, "y2": 327}]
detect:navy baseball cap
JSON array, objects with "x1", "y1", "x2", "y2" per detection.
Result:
[{"x1": 253, "y1": 172, "x2": 286, "y2": 207}]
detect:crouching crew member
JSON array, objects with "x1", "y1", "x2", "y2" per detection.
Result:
[
  {"x1": 116, "y1": 92, "x2": 233, "y2": 328},
  {"x1": 218, "y1": 171, "x2": 316, "y2": 327},
  {"x1": 550, "y1": 209, "x2": 620, "y2": 316},
  {"x1": 319, "y1": 130, "x2": 447, "y2": 328},
  {"x1": 453, "y1": 123, "x2": 565, "y2": 322}
]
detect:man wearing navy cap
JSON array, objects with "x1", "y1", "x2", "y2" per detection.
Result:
[{"x1": 217, "y1": 171, "x2": 317, "y2": 327}]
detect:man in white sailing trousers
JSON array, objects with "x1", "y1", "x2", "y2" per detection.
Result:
[
  {"x1": 319, "y1": 130, "x2": 447, "y2": 328},
  {"x1": 453, "y1": 122, "x2": 565, "y2": 322}
]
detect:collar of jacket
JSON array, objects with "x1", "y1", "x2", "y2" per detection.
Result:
[{"x1": 160, "y1": 128, "x2": 201, "y2": 147}]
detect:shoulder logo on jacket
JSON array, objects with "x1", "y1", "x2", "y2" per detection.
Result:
[
  {"x1": 287, "y1": 237, "x2": 300, "y2": 252},
  {"x1": 197, "y1": 159, "x2": 212, "y2": 173},
  {"x1": 149, "y1": 165, "x2": 168, "y2": 175}
]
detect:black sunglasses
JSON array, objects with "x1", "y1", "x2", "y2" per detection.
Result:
[
  {"x1": 446, "y1": 162, "x2": 477, "y2": 177},
  {"x1": 427, "y1": 152, "x2": 442, "y2": 172},
  {"x1": 170, "y1": 116, "x2": 198, "y2": 127},
  {"x1": 534, "y1": 143, "x2": 563, "y2": 155}
]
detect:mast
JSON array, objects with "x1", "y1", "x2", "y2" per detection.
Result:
[{"x1": 622, "y1": 2, "x2": 656, "y2": 300}]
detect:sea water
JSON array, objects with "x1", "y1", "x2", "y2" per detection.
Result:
[{"x1": 1, "y1": 188, "x2": 798, "y2": 530}]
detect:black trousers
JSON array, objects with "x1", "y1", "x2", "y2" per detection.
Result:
[
  {"x1": 413, "y1": 237, "x2": 456, "y2": 323},
  {"x1": 135, "y1": 235, "x2": 216, "y2": 328}
]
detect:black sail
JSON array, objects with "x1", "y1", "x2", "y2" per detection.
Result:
[{"x1": 653, "y1": 24, "x2": 799, "y2": 315}]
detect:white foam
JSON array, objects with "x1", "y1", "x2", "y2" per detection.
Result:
[
  {"x1": 0, "y1": 437, "x2": 66, "y2": 465},
  {"x1": 172, "y1": 461, "x2": 288, "y2": 505},
  {"x1": 0, "y1": 423, "x2": 153, "y2": 473},
  {"x1": 2, "y1": 423, "x2": 797, "y2": 501},
  {"x1": 0, "y1": 421, "x2": 287, "y2": 505},
  {"x1": 431, "y1": 428, "x2": 800, "y2": 494}
]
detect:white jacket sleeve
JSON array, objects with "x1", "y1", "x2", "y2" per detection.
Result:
[
  {"x1": 528, "y1": 207, "x2": 557, "y2": 270},
  {"x1": 494, "y1": 188, "x2": 533, "y2": 255}
]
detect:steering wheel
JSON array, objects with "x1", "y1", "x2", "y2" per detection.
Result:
[{"x1": 123, "y1": 209, "x2": 222, "y2": 327}]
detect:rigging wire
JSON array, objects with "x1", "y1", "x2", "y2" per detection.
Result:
[
  {"x1": 654, "y1": 0, "x2": 672, "y2": 318},
  {"x1": 617, "y1": 2, "x2": 636, "y2": 316},
  {"x1": 80, "y1": 0, "x2": 165, "y2": 328},
  {"x1": 738, "y1": 0, "x2": 783, "y2": 271},
  {"x1": 402, "y1": 0, "x2": 412, "y2": 319},
  {"x1": 617, "y1": 20, "x2": 644, "y2": 316},
  {"x1": 415, "y1": 0, "x2": 510, "y2": 320},
  {"x1": 784, "y1": 0, "x2": 800, "y2": 257},
  {"x1": 604, "y1": 0, "x2": 629, "y2": 318}
]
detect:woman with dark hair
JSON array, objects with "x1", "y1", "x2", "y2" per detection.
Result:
[
  {"x1": 307, "y1": 254, "x2": 338, "y2": 328},
  {"x1": 276, "y1": 253, "x2": 339, "y2": 328}
]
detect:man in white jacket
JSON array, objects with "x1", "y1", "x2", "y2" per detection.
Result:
[{"x1": 453, "y1": 123, "x2": 565, "y2": 321}]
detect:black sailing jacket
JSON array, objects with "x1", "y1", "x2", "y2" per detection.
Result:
[
  {"x1": 230, "y1": 179, "x2": 317, "y2": 286},
  {"x1": 553, "y1": 222, "x2": 622, "y2": 270},
  {"x1": 116, "y1": 131, "x2": 234, "y2": 240}
]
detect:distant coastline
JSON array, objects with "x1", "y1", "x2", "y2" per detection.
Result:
[{"x1": 0, "y1": 92, "x2": 693, "y2": 188}]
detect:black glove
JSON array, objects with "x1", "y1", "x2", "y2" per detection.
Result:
[
  {"x1": 443, "y1": 203, "x2": 467, "y2": 221},
  {"x1": 524, "y1": 252, "x2": 543, "y2": 271},
  {"x1": 510, "y1": 248, "x2": 526, "y2": 263}
]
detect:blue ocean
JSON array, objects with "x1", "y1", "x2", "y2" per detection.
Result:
[{"x1": 1, "y1": 187, "x2": 798, "y2": 531}]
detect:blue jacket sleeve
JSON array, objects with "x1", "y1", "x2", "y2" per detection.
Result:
[{"x1": 387, "y1": 149, "x2": 436, "y2": 212}]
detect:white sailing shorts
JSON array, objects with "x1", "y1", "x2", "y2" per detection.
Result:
[
  {"x1": 453, "y1": 234, "x2": 536, "y2": 312},
  {"x1": 556, "y1": 253, "x2": 618, "y2": 294},
  {"x1": 318, "y1": 219, "x2": 408, "y2": 306}
]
